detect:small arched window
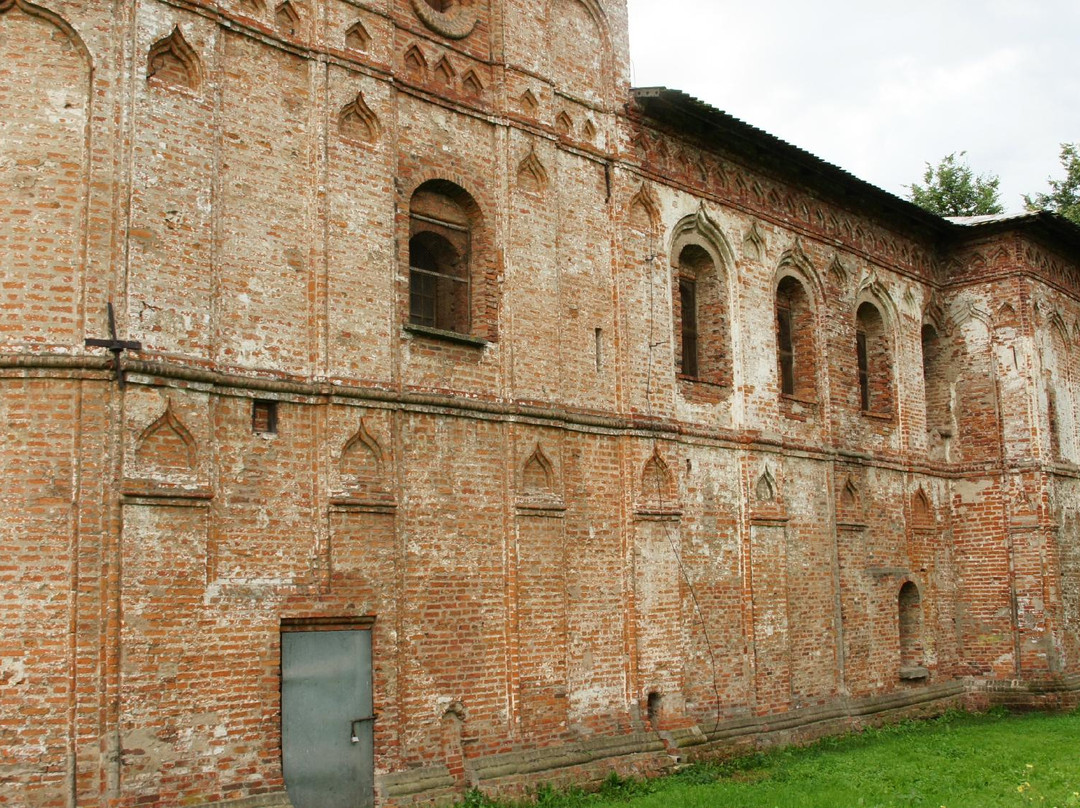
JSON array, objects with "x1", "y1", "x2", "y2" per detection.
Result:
[
  {"x1": 673, "y1": 243, "x2": 728, "y2": 386},
  {"x1": 855, "y1": 301, "x2": 893, "y2": 415},
  {"x1": 921, "y1": 323, "x2": 952, "y2": 439},
  {"x1": 408, "y1": 181, "x2": 486, "y2": 338},
  {"x1": 1047, "y1": 371, "x2": 1064, "y2": 460},
  {"x1": 898, "y1": 581, "x2": 926, "y2": 679},
  {"x1": 1046, "y1": 323, "x2": 1073, "y2": 461},
  {"x1": 775, "y1": 275, "x2": 815, "y2": 400}
]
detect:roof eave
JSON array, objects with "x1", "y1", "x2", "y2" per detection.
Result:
[{"x1": 629, "y1": 87, "x2": 951, "y2": 238}]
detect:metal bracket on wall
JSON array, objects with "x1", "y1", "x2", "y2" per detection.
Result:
[{"x1": 85, "y1": 302, "x2": 142, "y2": 388}]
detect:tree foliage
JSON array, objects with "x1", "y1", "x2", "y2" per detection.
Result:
[
  {"x1": 1024, "y1": 143, "x2": 1080, "y2": 226},
  {"x1": 907, "y1": 152, "x2": 1004, "y2": 217}
]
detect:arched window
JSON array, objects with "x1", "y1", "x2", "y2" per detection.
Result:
[
  {"x1": 898, "y1": 581, "x2": 925, "y2": 678},
  {"x1": 775, "y1": 275, "x2": 815, "y2": 400},
  {"x1": 855, "y1": 301, "x2": 893, "y2": 415},
  {"x1": 672, "y1": 243, "x2": 728, "y2": 386},
  {"x1": 1046, "y1": 322, "x2": 1074, "y2": 461},
  {"x1": 408, "y1": 181, "x2": 484, "y2": 338},
  {"x1": 1047, "y1": 372, "x2": 1063, "y2": 460},
  {"x1": 921, "y1": 323, "x2": 952, "y2": 440}
]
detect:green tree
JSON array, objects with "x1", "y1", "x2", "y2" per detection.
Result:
[
  {"x1": 907, "y1": 152, "x2": 1004, "y2": 217},
  {"x1": 1024, "y1": 143, "x2": 1080, "y2": 226}
]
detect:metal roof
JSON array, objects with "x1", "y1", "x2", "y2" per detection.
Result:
[{"x1": 630, "y1": 87, "x2": 1080, "y2": 259}]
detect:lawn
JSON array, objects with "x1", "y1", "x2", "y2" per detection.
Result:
[{"x1": 461, "y1": 710, "x2": 1080, "y2": 808}]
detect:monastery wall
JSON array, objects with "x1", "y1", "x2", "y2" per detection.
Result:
[{"x1": 2, "y1": 0, "x2": 1079, "y2": 806}]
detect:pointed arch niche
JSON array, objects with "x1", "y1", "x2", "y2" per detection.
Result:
[
  {"x1": 515, "y1": 149, "x2": 548, "y2": 195},
  {"x1": 515, "y1": 443, "x2": 564, "y2": 515},
  {"x1": 123, "y1": 401, "x2": 211, "y2": 500},
  {"x1": 334, "y1": 419, "x2": 394, "y2": 507},
  {"x1": 403, "y1": 43, "x2": 427, "y2": 82},
  {"x1": 627, "y1": 185, "x2": 660, "y2": 237},
  {"x1": 344, "y1": 19, "x2": 371, "y2": 51},
  {"x1": 748, "y1": 460, "x2": 787, "y2": 526},
  {"x1": 136, "y1": 404, "x2": 197, "y2": 475},
  {"x1": 635, "y1": 448, "x2": 681, "y2": 518},
  {"x1": 275, "y1": 0, "x2": 300, "y2": 36},
  {"x1": 835, "y1": 473, "x2": 866, "y2": 529},
  {"x1": 911, "y1": 486, "x2": 934, "y2": 531},
  {"x1": 338, "y1": 92, "x2": 380, "y2": 144},
  {"x1": 433, "y1": 54, "x2": 456, "y2": 87},
  {"x1": 147, "y1": 27, "x2": 202, "y2": 91},
  {"x1": 518, "y1": 88, "x2": 538, "y2": 117}
]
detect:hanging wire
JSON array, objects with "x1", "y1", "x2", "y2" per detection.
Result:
[{"x1": 641, "y1": 241, "x2": 724, "y2": 736}]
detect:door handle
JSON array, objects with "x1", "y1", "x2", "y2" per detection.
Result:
[{"x1": 350, "y1": 715, "x2": 376, "y2": 744}]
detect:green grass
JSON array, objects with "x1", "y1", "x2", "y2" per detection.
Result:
[{"x1": 460, "y1": 709, "x2": 1080, "y2": 808}]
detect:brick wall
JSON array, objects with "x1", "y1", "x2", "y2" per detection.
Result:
[{"x1": 2, "y1": 0, "x2": 1079, "y2": 806}]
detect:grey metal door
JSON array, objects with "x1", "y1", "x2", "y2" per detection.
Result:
[{"x1": 281, "y1": 628, "x2": 374, "y2": 808}]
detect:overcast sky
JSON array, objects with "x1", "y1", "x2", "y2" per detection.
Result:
[{"x1": 625, "y1": 0, "x2": 1080, "y2": 212}]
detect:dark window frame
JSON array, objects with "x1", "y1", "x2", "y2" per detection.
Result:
[
  {"x1": 678, "y1": 276, "x2": 699, "y2": 378},
  {"x1": 856, "y1": 328, "x2": 870, "y2": 411},
  {"x1": 776, "y1": 302, "x2": 795, "y2": 396},
  {"x1": 408, "y1": 212, "x2": 472, "y2": 335}
]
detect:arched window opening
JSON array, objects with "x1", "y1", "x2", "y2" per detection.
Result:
[
  {"x1": 921, "y1": 323, "x2": 949, "y2": 439},
  {"x1": 856, "y1": 301, "x2": 893, "y2": 415},
  {"x1": 898, "y1": 581, "x2": 926, "y2": 679},
  {"x1": 678, "y1": 276, "x2": 698, "y2": 377},
  {"x1": 920, "y1": 324, "x2": 936, "y2": 387},
  {"x1": 1047, "y1": 373, "x2": 1062, "y2": 460},
  {"x1": 1047, "y1": 323, "x2": 1073, "y2": 461},
  {"x1": 408, "y1": 231, "x2": 466, "y2": 331},
  {"x1": 408, "y1": 181, "x2": 482, "y2": 337},
  {"x1": 672, "y1": 242, "x2": 729, "y2": 387},
  {"x1": 775, "y1": 275, "x2": 814, "y2": 400}
]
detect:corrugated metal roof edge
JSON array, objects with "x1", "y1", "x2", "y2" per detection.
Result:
[
  {"x1": 630, "y1": 87, "x2": 1080, "y2": 260},
  {"x1": 948, "y1": 209, "x2": 1080, "y2": 255}
]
